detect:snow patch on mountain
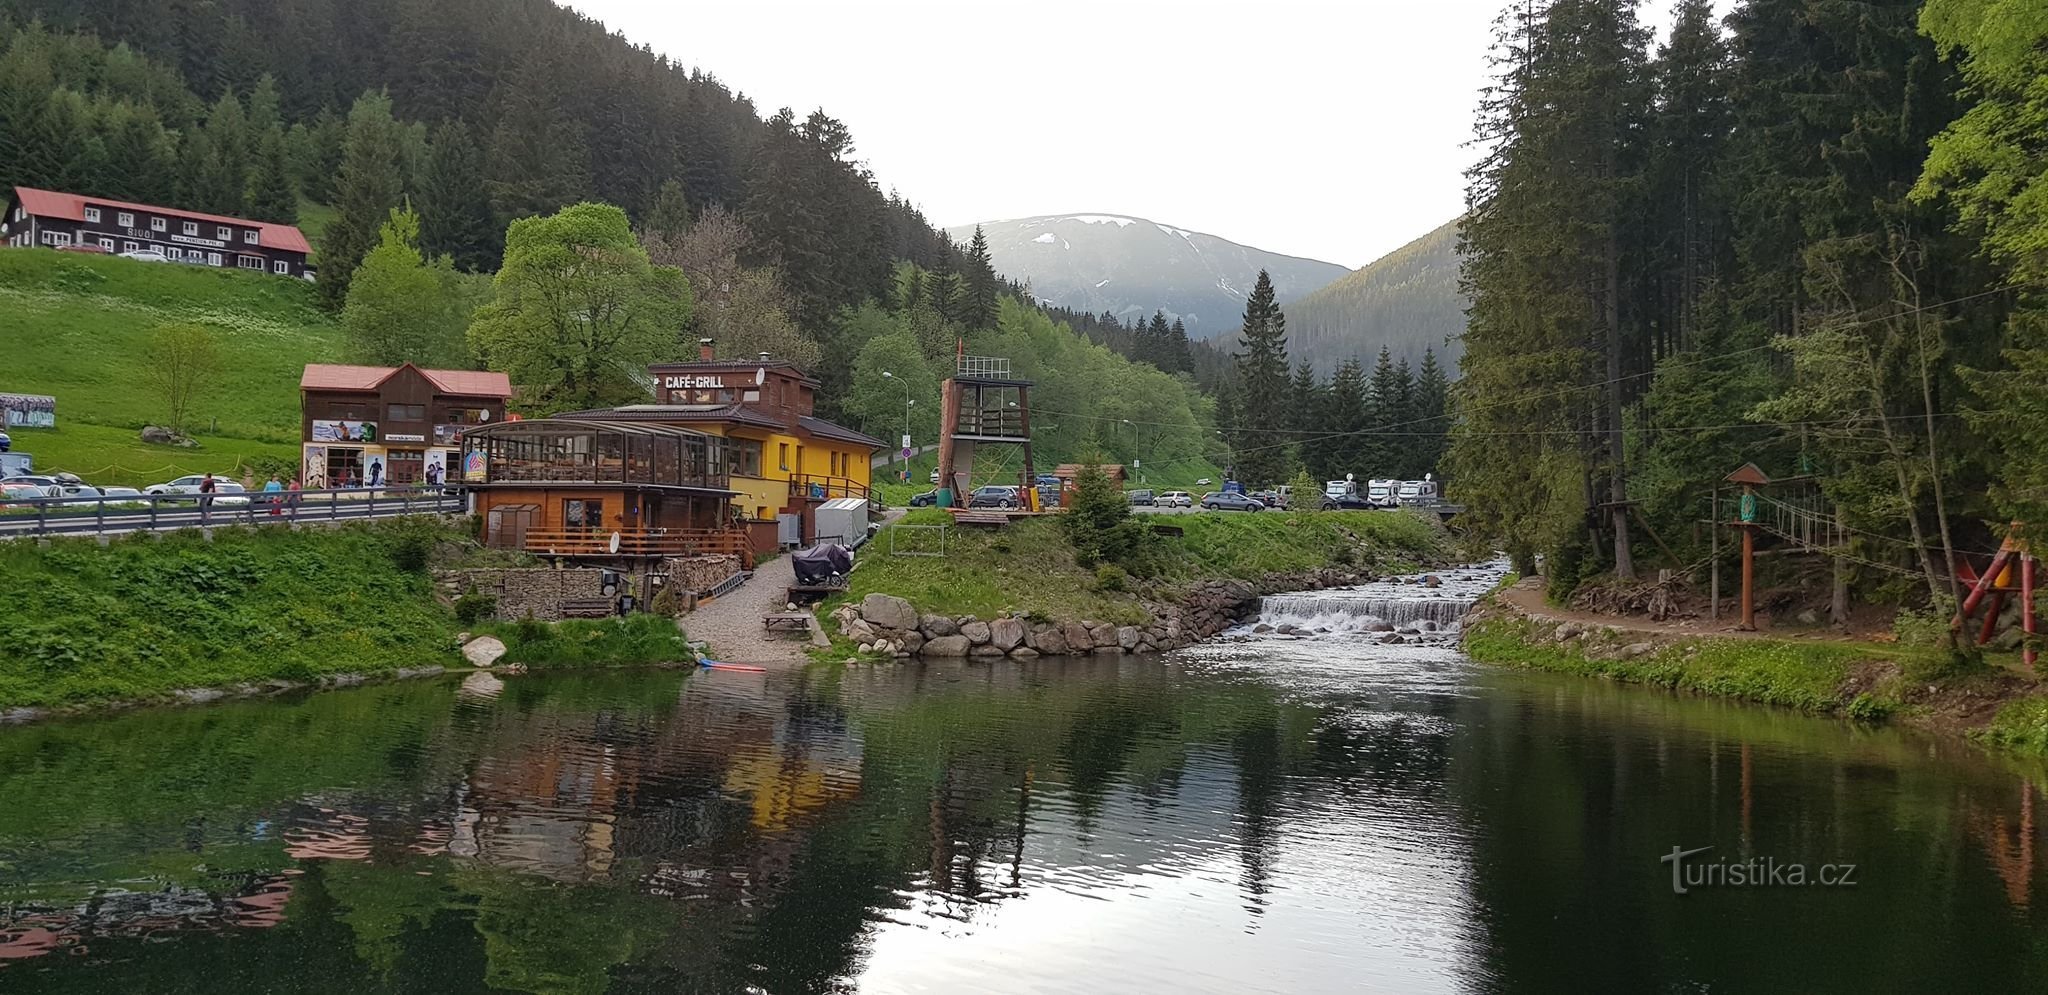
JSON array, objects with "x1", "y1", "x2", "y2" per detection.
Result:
[
  {"x1": 1065, "y1": 215, "x2": 1137, "y2": 227},
  {"x1": 1032, "y1": 233, "x2": 1056, "y2": 244}
]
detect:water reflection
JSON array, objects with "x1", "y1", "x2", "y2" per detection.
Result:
[{"x1": 0, "y1": 597, "x2": 2045, "y2": 992}]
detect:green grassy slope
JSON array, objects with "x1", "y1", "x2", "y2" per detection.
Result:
[{"x1": 1, "y1": 248, "x2": 343, "y2": 484}]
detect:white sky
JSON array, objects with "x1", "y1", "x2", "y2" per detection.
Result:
[{"x1": 568, "y1": 0, "x2": 1722, "y2": 270}]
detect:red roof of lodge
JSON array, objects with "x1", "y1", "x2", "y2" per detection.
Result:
[
  {"x1": 12, "y1": 186, "x2": 313, "y2": 255},
  {"x1": 300, "y1": 363, "x2": 513, "y2": 398}
]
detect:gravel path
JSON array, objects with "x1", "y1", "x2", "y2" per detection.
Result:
[{"x1": 679, "y1": 555, "x2": 812, "y2": 664}]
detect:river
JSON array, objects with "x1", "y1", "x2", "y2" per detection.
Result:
[{"x1": 1, "y1": 566, "x2": 2044, "y2": 992}]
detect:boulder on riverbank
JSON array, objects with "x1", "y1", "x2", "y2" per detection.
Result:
[{"x1": 462, "y1": 636, "x2": 507, "y2": 668}]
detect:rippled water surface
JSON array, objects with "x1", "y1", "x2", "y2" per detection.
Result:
[{"x1": 3, "y1": 570, "x2": 2046, "y2": 992}]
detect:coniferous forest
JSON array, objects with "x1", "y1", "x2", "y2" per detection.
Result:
[{"x1": 1443, "y1": 0, "x2": 2048, "y2": 607}]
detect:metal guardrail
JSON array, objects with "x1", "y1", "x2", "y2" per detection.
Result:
[{"x1": 0, "y1": 486, "x2": 464, "y2": 538}]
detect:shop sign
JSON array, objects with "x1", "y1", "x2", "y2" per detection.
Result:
[
  {"x1": 385, "y1": 433, "x2": 425, "y2": 442},
  {"x1": 169, "y1": 233, "x2": 226, "y2": 248},
  {"x1": 311, "y1": 419, "x2": 377, "y2": 442},
  {"x1": 664, "y1": 374, "x2": 726, "y2": 389}
]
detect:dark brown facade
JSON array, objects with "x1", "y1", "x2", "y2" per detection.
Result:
[
  {"x1": 4, "y1": 186, "x2": 314, "y2": 278},
  {"x1": 298, "y1": 364, "x2": 513, "y2": 489}
]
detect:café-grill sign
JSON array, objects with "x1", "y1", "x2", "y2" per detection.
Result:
[{"x1": 664, "y1": 374, "x2": 726, "y2": 389}]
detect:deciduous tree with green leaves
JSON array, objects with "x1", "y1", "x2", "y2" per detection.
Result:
[
  {"x1": 469, "y1": 202, "x2": 692, "y2": 413},
  {"x1": 343, "y1": 206, "x2": 466, "y2": 366}
]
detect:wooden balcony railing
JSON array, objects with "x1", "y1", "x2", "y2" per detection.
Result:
[
  {"x1": 788, "y1": 474, "x2": 869, "y2": 500},
  {"x1": 523, "y1": 527, "x2": 753, "y2": 566}
]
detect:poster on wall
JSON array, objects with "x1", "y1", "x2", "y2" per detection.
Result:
[
  {"x1": 311, "y1": 420, "x2": 378, "y2": 443},
  {"x1": 0, "y1": 393, "x2": 56, "y2": 429},
  {"x1": 302, "y1": 446, "x2": 328, "y2": 490},
  {"x1": 424, "y1": 449, "x2": 457, "y2": 486},
  {"x1": 463, "y1": 449, "x2": 488, "y2": 483}
]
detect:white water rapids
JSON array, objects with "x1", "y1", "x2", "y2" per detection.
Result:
[{"x1": 1238, "y1": 560, "x2": 1509, "y2": 644}]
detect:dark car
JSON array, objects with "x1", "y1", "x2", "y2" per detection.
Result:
[
  {"x1": 1322, "y1": 493, "x2": 1375, "y2": 511},
  {"x1": 968, "y1": 485, "x2": 1022, "y2": 509},
  {"x1": 908, "y1": 490, "x2": 939, "y2": 507},
  {"x1": 1127, "y1": 489, "x2": 1155, "y2": 506},
  {"x1": 1201, "y1": 491, "x2": 1266, "y2": 512},
  {"x1": 1249, "y1": 489, "x2": 1289, "y2": 509}
]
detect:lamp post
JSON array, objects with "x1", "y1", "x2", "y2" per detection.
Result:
[{"x1": 882, "y1": 371, "x2": 913, "y2": 483}]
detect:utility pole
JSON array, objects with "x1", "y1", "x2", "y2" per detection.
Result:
[{"x1": 883, "y1": 371, "x2": 912, "y2": 483}]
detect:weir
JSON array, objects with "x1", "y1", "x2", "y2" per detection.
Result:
[{"x1": 1248, "y1": 560, "x2": 1510, "y2": 635}]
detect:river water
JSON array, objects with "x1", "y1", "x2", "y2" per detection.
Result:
[{"x1": 2, "y1": 567, "x2": 2045, "y2": 992}]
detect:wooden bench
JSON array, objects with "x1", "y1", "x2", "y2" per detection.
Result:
[{"x1": 559, "y1": 598, "x2": 616, "y2": 618}]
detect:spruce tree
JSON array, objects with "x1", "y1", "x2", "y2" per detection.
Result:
[
  {"x1": 1318, "y1": 357, "x2": 1368, "y2": 481},
  {"x1": 1231, "y1": 269, "x2": 1291, "y2": 485},
  {"x1": 964, "y1": 224, "x2": 1000, "y2": 329},
  {"x1": 416, "y1": 119, "x2": 499, "y2": 271},
  {"x1": 1413, "y1": 347, "x2": 1450, "y2": 476},
  {"x1": 319, "y1": 90, "x2": 406, "y2": 309},
  {"x1": 246, "y1": 125, "x2": 299, "y2": 223},
  {"x1": 642, "y1": 177, "x2": 691, "y2": 244},
  {"x1": 198, "y1": 89, "x2": 250, "y2": 216},
  {"x1": 1147, "y1": 311, "x2": 1173, "y2": 370},
  {"x1": 1168, "y1": 317, "x2": 1193, "y2": 374}
]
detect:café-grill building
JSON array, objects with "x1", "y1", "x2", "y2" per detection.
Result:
[{"x1": 560, "y1": 343, "x2": 883, "y2": 552}]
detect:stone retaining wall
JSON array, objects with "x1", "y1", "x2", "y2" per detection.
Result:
[
  {"x1": 832, "y1": 567, "x2": 1375, "y2": 659},
  {"x1": 440, "y1": 555, "x2": 742, "y2": 622}
]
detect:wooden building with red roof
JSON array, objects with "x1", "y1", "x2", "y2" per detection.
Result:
[
  {"x1": 299, "y1": 363, "x2": 514, "y2": 489},
  {"x1": 3, "y1": 186, "x2": 314, "y2": 278}
]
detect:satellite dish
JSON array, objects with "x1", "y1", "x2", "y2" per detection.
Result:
[
  {"x1": 755, "y1": 367, "x2": 767, "y2": 385},
  {"x1": 608, "y1": 531, "x2": 622, "y2": 554}
]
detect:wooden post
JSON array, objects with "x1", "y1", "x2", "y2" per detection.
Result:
[
  {"x1": 1740, "y1": 518, "x2": 1756, "y2": 631},
  {"x1": 1710, "y1": 488, "x2": 1719, "y2": 622},
  {"x1": 2024, "y1": 552, "x2": 2037, "y2": 671}
]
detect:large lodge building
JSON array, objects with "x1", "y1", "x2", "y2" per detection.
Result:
[{"x1": 2, "y1": 186, "x2": 314, "y2": 278}]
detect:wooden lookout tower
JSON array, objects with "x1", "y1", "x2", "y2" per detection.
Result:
[{"x1": 936, "y1": 350, "x2": 1036, "y2": 509}]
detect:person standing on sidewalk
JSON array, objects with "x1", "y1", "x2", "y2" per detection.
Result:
[
  {"x1": 263, "y1": 474, "x2": 284, "y2": 516},
  {"x1": 198, "y1": 472, "x2": 216, "y2": 522}
]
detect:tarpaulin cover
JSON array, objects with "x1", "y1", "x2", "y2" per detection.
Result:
[{"x1": 792, "y1": 543, "x2": 853, "y2": 585}]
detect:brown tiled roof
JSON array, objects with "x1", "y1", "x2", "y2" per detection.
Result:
[
  {"x1": 300, "y1": 363, "x2": 512, "y2": 397},
  {"x1": 558, "y1": 403, "x2": 788, "y2": 431},
  {"x1": 798, "y1": 416, "x2": 884, "y2": 448},
  {"x1": 15, "y1": 186, "x2": 314, "y2": 254}
]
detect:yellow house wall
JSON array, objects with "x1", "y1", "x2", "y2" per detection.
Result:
[{"x1": 678, "y1": 423, "x2": 874, "y2": 521}]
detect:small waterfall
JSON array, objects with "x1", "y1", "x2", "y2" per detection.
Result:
[
  {"x1": 1257, "y1": 594, "x2": 1475, "y2": 628},
  {"x1": 1240, "y1": 560, "x2": 1509, "y2": 639}
]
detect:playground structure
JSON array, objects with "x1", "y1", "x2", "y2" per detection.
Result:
[
  {"x1": 935, "y1": 349, "x2": 1038, "y2": 511},
  {"x1": 1952, "y1": 527, "x2": 2038, "y2": 669}
]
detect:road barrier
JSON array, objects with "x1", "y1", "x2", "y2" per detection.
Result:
[{"x1": 0, "y1": 486, "x2": 465, "y2": 539}]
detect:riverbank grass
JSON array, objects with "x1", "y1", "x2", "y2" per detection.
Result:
[
  {"x1": 838, "y1": 507, "x2": 1452, "y2": 624},
  {"x1": 1462, "y1": 614, "x2": 1905, "y2": 715},
  {"x1": 475, "y1": 615, "x2": 694, "y2": 669}
]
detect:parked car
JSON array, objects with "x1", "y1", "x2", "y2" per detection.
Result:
[
  {"x1": 908, "y1": 490, "x2": 939, "y2": 507},
  {"x1": 98, "y1": 486, "x2": 147, "y2": 507},
  {"x1": 0, "y1": 474, "x2": 63, "y2": 497},
  {"x1": 117, "y1": 248, "x2": 168, "y2": 262},
  {"x1": 0, "y1": 429, "x2": 11, "y2": 451},
  {"x1": 146, "y1": 475, "x2": 251, "y2": 505},
  {"x1": 1127, "y1": 489, "x2": 1155, "y2": 506},
  {"x1": 967, "y1": 485, "x2": 1022, "y2": 509},
  {"x1": 1322, "y1": 492, "x2": 1375, "y2": 511},
  {"x1": 1195, "y1": 477, "x2": 1213, "y2": 486},
  {"x1": 1366, "y1": 479, "x2": 1397, "y2": 508},
  {"x1": 1, "y1": 483, "x2": 48, "y2": 509},
  {"x1": 57, "y1": 484, "x2": 103, "y2": 499},
  {"x1": 929, "y1": 469, "x2": 941, "y2": 484},
  {"x1": 1249, "y1": 489, "x2": 1288, "y2": 509},
  {"x1": 1158, "y1": 490, "x2": 1193, "y2": 508},
  {"x1": 1201, "y1": 491, "x2": 1266, "y2": 512}
]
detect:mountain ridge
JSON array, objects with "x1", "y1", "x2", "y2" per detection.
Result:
[
  {"x1": 1281, "y1": 218, "x2": 1465, "y2": 375},
  {"x1": 945, "y1": 214, "x2": 1350, "y2": 338}
]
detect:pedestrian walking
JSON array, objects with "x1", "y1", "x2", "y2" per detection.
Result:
[
  {"x1": 287, "y1": 476, "x2": 303, "y2": 520},
  {"x1": 263, "y1": 474, "x2": 284, "y2": 516},
  {"x1": 198, "y1": 471, "x2": 216, "y2": 520}
]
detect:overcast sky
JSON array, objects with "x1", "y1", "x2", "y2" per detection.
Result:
[{"x1": 567, "y1": 0, "x2": 1721, "y2": 270}]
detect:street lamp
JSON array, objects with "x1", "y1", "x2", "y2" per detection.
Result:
[{"x1": 882, "y1": 371, "x2": 913, "y2": 483}]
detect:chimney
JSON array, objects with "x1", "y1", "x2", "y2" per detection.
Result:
[
  {"x1": 698, "y1": 338, "x2": 715, "y2": 362},
  {"x1": 758, "y1": 351, "x2": 771, "y2": 363}
]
